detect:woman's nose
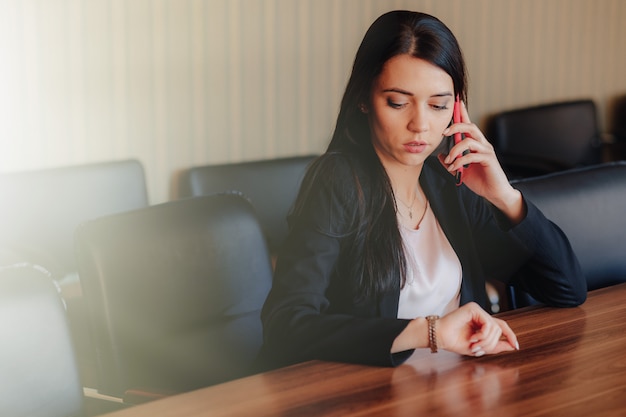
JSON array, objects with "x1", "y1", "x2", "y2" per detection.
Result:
[{"x1": 408, "y1": 108, "x2": 428, "y2": 133}]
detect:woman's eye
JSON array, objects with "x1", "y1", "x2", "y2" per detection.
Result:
[
  {"x1": 431, "y1": 104, "x2": 449, "y2": 111},
  {"x1": 387, "y1": 99, "x2": 406, "y2": 109}
]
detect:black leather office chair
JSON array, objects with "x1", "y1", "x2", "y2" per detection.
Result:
[
  {"x1": 609, "y1": 94, "x2": 626, "y2": 160},
  {"x1": 75, "y1": 193, "x2": 273, "y2": 402},
  {"x1": 176, "y1": 155, "x2": 317, "y2": 254},
  {"x1": 0, "y1": 159, "x2": 149, "y2": 391},
  {"x1": 0, "y1": 263, "x2": 84, "y2": 417},
  {"x1": 507, "y1": 161, "x2": 626, "y2": 308},
  {"x1": 488, "y1": 100, "x2": 603, "y2": 179}
]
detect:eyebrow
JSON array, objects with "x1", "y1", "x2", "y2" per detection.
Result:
[{"x1": 382, "y1": 88, "x2": 454, "y2": 98}]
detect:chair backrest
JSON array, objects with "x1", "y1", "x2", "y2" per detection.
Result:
[
  {"x1": 508, "y1": 161, "x2": 626, "y2": 307},
  {"x1": 0, "y1": 264, "x2": 84, "y2": 417},
  {"x1": 609, "y1": 95, "x2": 626, "y2": 160},
  {"x1": 176, "y1": 155, "x2": 317, "y2": 254},
  {"x1": 488, "y1": 100, "x2": 603, "y2": 178},
  {"x1": 75, "y1": 193, "x2": 273, "y2": 399},
  {"x1": 611, "y1": 94, "x2": 626, "y2": 143},
  {"x1": 0, "y1": 159, "x2": 149, "y2": 277}
]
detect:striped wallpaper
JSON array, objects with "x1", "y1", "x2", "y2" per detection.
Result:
[{"x1": 1, "y1": 0, "x2": 625, "y2": 203}]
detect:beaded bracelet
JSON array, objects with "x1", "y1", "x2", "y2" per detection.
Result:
[{"x1": 426, "y1": 315, "x2": 440, "y2": 353}]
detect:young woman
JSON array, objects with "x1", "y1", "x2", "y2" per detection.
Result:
[{"x1": 259, "y1": 10, "x2": 586, "y2": 368}]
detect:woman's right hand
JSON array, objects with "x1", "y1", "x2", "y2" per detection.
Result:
[{"x1": 438, "y1": 302, "x2": 519, "y2": 357}]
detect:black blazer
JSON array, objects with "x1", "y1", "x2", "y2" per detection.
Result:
[{"x1": 259, "y1": 154, "x2": 586, "y2": 368}]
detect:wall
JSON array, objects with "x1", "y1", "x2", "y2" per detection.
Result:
[{"x1": 1, "y1": 0, "x2": 625, "y2": 203}]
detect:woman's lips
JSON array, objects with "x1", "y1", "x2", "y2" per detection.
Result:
[{"x1": 403, "y1": 141, "x2": 427, "y2": 153}]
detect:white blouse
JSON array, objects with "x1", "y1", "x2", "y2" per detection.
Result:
[{"x1": 397, "y1": 203, "x2": 462, "y2": 319}]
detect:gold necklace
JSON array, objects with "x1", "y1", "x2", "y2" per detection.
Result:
[
  {"x1": 396, "y1": 187, "x2": 429, "y2": 229},
  {"x1": 413, "y1": 200, "x2": 429, "y2": 229},
  {"x1": 396, "y1": 191, "x2": 418, "y2": 219}
]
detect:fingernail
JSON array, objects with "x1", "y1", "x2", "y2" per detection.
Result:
[
  {"x1": 475, "y1": 350, "x2": 485, "y2": 357},
  {"x1": 471, "y1": 345, "x2": 482, "y2": 354},
  {"x1": 515, "y1": 341, "x2": 520, "y2": 350},
  {"x1": 443, "y1": 128, "x2": 450, "y2": 135}
]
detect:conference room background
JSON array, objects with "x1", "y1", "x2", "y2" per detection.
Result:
[{"x1": 1, "y1": 0, "x2": 625, "y2": 203}]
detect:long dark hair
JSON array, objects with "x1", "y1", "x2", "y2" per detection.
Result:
[{"x1": 297, "y1": 11, "x2": 467, "y2": 301}]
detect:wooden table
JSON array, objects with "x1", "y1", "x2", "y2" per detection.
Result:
[{"x1": 102, "y1": 283, "x2": 626, "y2": 417}]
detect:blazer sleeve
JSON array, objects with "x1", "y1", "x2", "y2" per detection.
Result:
[
  {"x1": 260, "y1": 156, "x2": 412, "y2": 368},
  {"x1": 465, "y1": 186, "x2": 587, "y2": 307}
]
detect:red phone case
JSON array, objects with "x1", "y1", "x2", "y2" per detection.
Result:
[{"x1": 453, "y1": 95, "x2": 464, "y2": 185}]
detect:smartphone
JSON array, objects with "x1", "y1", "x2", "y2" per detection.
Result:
[{"x1": 453, "y1": 95, "x2": 469, "y2": 186}]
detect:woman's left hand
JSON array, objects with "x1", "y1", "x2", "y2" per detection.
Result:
[{"x1": 438, "y1": 101, "x2": 525, "y2": 224}]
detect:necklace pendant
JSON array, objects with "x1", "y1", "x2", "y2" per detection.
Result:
[{"x1": 409, "y1": 210, "x2": 413, "y2": 219}]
